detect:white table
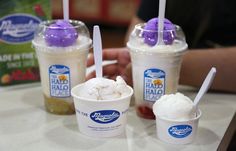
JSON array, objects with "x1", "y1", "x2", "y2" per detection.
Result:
[{"x1": 0, "y1": 85, "x2": 235, "y2": 151}]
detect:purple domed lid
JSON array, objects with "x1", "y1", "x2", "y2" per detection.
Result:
[
  {"x1": 45, "y1": 20, "x2": 78, "y2": 47},
  {"x1": 142, "y1": 18, "x2": 176, "y2": 46}
]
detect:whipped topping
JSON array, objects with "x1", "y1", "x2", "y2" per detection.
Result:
[
  {"x1": 127, "y1": 19, "x2": 188, "y2": 54},
  {"x1": 127, "y1": 35, "x2": 188, "y2": 53},
  {"x1": 32, "y1": 35, "x2": 92, "y2": 53},
  {"x1": 79, "y1": 76, "x2": 130, "y2": 100},
  {"x1": 153, "y1": 93, "x2": 196, "y2": 121}
]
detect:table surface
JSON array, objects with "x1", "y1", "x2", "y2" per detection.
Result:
[{"x1": 0, "y1": 84, "x2": 235, "y2": 151}]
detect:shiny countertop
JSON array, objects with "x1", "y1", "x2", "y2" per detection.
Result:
[{"x1": 0, "y1": 84, "x2": 235, "y2": 151}]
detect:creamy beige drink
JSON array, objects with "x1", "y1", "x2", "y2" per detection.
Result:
[
  {"x1": 32, "y1": 20, "x2": 92, "y2": 114},
  {"x1": 127, "y1": 18, "x2": 187, "y2": 119}
]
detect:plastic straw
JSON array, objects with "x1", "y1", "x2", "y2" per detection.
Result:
[
  {"x1": 93, "y1": 26, "x2": 103, "y2": 78},
  {"x1": 157, "y1": 0, "x2": 166, "y2": 45},
  {"x1": 63, "y1": 0, "x2": 69, "y2": 20}
]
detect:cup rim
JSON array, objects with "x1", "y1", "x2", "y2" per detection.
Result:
[
  {"x1": 32, "y1": 19, "x2": 92, "y2": 51},
  {"x1": 155, "y1": 109, "x2": 202, "y2": 122},
  {"x1": 39, "y1": 19, "x2": 86, "y2": 29},
  {"x1": 71, "y1": 83, "x2": 134, "y2": 103},
  {"x1": 32, "y1": 38, "x2": 92, "y2": 53},
  {"x1": 127, "y1": 42, "x2": 188, "y2": 56},
  {"x1": 135, "y1": 23, "x2": 182, "y2": 33}
]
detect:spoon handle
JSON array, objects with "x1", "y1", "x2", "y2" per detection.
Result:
[
  {"x1": 193, "y1": 67, "x2": 217, "y2": 106},
  {"x1": 93, "y1": 25, "x2": 103, "y2": 78}
]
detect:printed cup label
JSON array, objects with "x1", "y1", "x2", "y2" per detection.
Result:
[
  {"x1": 144, "y1": 68, "x2": 165, "y2": 102},
  {"x1": 76, "y1": 108, "x2": 129, "y2": 133},
  {"x1": 90, "y1": 110, "x2": 120, "y2": 124},
  {"x1": 168, "y1": 125, "x2": 192, "y2": 138},
  {"x1": 49, "y1": 65, "x2": 71, "y2": 98}
]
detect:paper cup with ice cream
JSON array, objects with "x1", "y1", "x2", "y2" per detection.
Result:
[
  {"x1": 153, "y1": 93, "x2": 201, "y2": 144},
  {"x1": 32, "y1": 20, "x2": 92, "y2": 114},
  {"x1": 71, "y1": 76, "x2": 133, "y2": 137}
]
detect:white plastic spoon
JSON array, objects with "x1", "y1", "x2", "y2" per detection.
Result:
[
  {"x1": 194, "y1": 67, "x2": 217, "y2": 107},
  {"x1": 93, "y1": 25, "x2": 103, "y2": 78}
]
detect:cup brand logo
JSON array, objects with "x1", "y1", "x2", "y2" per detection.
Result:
[
  {"x1": 49, "y1": 65, "x2": 70, "y2": 74},
  {"x1": 145, "y1": 69, "x2": 165, "y2": 78},
  {"x1": 49, "y1": 65, "x2": 71, "y2": 98},
  {"x1": 144, "y1": 68, "x2": 165, "y2": 102},
  {"x1": 90, "y1": 110, "x2": 120, "y2": 124},
  {"x1": 0, "y1": 13, "x2": 41, "y2": 44},
  {"x1": 168, "y1": 125, "x2": 192, "y2": 138}
]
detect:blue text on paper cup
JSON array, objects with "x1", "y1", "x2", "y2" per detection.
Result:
[
  {"x1": 168, "y1": 125, "x2": 192, "y2": 138},
  {"x1": 144, "y1": 68, "x2": 165, "y2": 102},
  {"x1": 90, "y1": 110, "x2": 120, "y2": 124},
  {"x1": 0, "y1": 13, "x2": 41, "y2": 44},
  {"x1": 49, "y1": 65, "x2": 71, "y2": 98}
]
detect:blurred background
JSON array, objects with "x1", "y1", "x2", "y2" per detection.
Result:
[
  {"x1": 0, "y1": 0, "x2": 139, "y2": 86},
  {"x1": 51, "y1": 0, "x2": 140, "y2": 48}
]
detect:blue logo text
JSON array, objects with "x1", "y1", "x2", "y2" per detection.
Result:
[
  {"x1": 168, "y1": 125, "x2": 192, "y2": 138},
  {"x1": 0, "y1": 13, "x2": 41, "y2": 44},
  {"x1": 90, "y1": 110, "x2": 120, "y2": 124}
]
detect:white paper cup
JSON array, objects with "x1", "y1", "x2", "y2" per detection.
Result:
[
  {"x1": 71, "y1": 84, "x2": 133, "y2": 137},
  {"x1": 155, "y1": 109, "x2": 201, "y2": 144}
]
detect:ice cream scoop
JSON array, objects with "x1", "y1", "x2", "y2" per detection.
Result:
[
  {"x1": 79, "y1": 76, "x2": 130, "y2": 100},
  {"x1": 71, "y1": 76, "x2": 133, "y2": 137},
  {"x1": 142, "y1": 18, "x2": 176, "y2": 46},
  {"x1": 45, "y1": 20, "x2": 78, "y2": 47},
  {"x1": 153, "y1": 93, "x2": 196, "y2": 121}
]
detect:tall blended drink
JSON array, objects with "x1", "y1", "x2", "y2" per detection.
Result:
[
  {"x1": 32, "y1": 20, "x2": 92, "y2": 114},
  {"x1": 127, "y1": 18, "x2": 188, "y2": 119}
]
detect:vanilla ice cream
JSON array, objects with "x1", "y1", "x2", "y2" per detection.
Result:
[
  {"x1": 79, "y1": 76, "x2": 130, "y2": 100},
  {"x1": 71, "y1": 76, "x2": 133, "y2": 137},
  {"x1": 153, "y1": 93, "x2": 196, "y2": 121}
]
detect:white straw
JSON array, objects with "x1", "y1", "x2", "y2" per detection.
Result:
[
  {"x1": 63, "y1": 0, "x2": 69, "y2": 20},
  {"x1": 93, "y1": 25, "x2": 103, "y2": 78},
  {"x1": 157, "y1": 0, "x2": 166, "y2": 45}
]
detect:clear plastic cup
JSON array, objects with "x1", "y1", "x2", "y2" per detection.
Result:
[
  {"x1": 155, "y1": 109, "x2": 201, "y2": 144},
  {"x1": 71, "y1": 83, "x2": 133, "y2": 137},
  {"x1": 127, "y1": 23, "x2": 188, "y2": 119},
  {"x1": 32, "y1": 20, "x2": 92, "y2": 115}
]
